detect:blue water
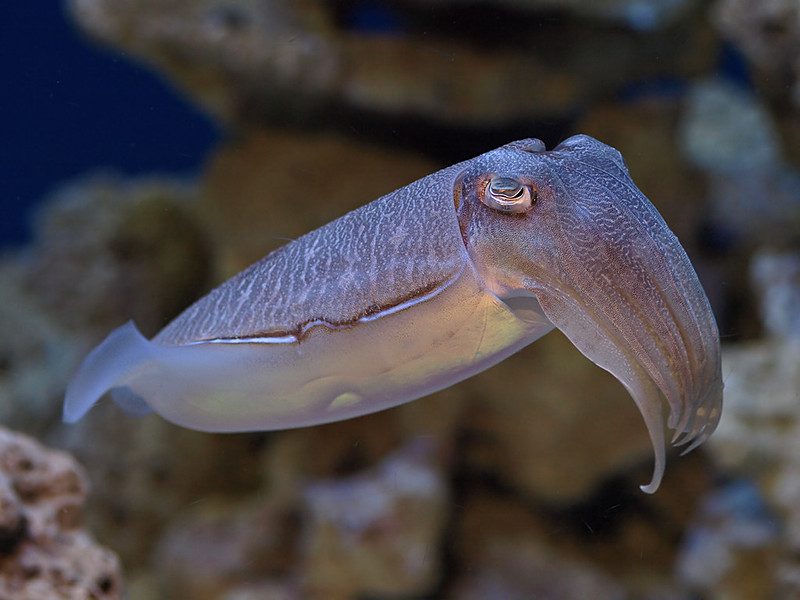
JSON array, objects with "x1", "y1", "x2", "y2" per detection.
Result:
[{"x1": 1, "y1": 3, "x2": 219, "y2": 248}]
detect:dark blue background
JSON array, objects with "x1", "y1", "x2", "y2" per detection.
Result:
[{"x1": 1, "y1": 3, "x2": 219, "y2": 248}]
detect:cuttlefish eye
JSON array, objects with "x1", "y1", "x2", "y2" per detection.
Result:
[{"x1": 482, "y1": 176, "x2": 535, "y2": 213}]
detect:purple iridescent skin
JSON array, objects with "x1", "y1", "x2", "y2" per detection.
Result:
[{"x1": 64, "y1": 134, "x2": 722, "y2": 493}]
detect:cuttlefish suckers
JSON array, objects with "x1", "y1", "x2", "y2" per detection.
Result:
[{"x1": 64, "y1": 134, "x2": 722, "y2": 493}]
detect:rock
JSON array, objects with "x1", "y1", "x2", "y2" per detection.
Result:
[
  {"x1": 676, "y1": 481, "x2": 781, "y2": 600},
  {"x1": 299, "y1": 438, "x2": 448, "y2": 600},
  {"x1": 712, "y1": 339, "x2": 800, "y2": 523},
  {"x1": 66, "y1": 0, "x2": 714, "y2": 127},
  {"x1": 751, "y1": 249, "x2": 800, "y2": 340},
  {"x1": 450, "y1": 488, "x2": 695, "y2": 599},
  {"x1": 705, "y1": 169, "x2": 800, "y2": 250},
  {"x1": 67, "y1": 0, "x2": 337, "y2": 127},
  {"x1": 22, "y1": 175, "x2": 211, "y2": 340},
  {"x1": 0, "y1": 265, "x2": 79, "y2": 433},
  {"x1": 679, "y1": 78, "x2": 800, "y2": 247},
  {"x1": 222, "y1": 581, "x2": 300, "y2": 600},
  {"x1": 153, "y1": 495, "x2": 299, "y2": 600},
  {"x1": 57, "y1": 411, "x2": 267, "y2": 571},
  {"x1": 461, "y1": 331, "x2": 657, "y2": 504},
  {"x1": 152, "y1": 436, "x2": 450, "y2": 600},
  {"x1": 199, "y1": 131, "x2": 439, "y2": 275},
  {"x1": 405, "y1": 0, "x2": 700, "y2": 30},
  {"x1": 0, "y1": 426, "x2": 122, "y2": 599},
  {"x1": 676, "y1": 77, "x2": 800, "y2": 338},
  {"x1": 451, "y1": 536, "x2": 628, "y2": 600},
  {"x1": 680, "y1": 78, "x2": 781, "y2": 174},
  {"x1": 704, "y1": 330, "x2": 800, "y2": 597},
  {"x1": 713, "y1": 0, "x2": 800, "y2": 108}
]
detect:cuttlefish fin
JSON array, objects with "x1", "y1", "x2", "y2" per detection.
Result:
[{"x1": 63, "y1": 321, "x2": 153, "y2": 422}]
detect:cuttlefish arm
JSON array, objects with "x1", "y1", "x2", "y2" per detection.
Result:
[
  {"x1": 64, "y1": 134, "x2": 722, "y2": 493},
  {"x1": 458, "y1": 135, "x2": 722, "y2": 492}
]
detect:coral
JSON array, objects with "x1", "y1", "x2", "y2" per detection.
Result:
[{"x1": 0, "y1": 426, "x2": 122, "y2": 599}]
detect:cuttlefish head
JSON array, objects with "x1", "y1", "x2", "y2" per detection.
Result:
[{"x1": 456, "y1": 134, "x2": 722, "y2": 493}]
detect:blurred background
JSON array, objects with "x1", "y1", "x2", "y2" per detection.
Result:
[{"x1": 1, "y1": 0, "x2": 799, "y2": 598}]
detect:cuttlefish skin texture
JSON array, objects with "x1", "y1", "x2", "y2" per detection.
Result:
[{"x1": 64, "y1": 134, "x2": 722, "y2": 493}]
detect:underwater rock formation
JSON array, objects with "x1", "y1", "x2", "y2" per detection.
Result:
[
  {"x1": 152, "y1": 437, "x2": 449, "y2": 600},
  {"x1": 0, "y1": 267, "x2": 79, "y2": 433},
  {"x1": 22, "y1": 175, "x2": 210, "y2": 340},
  {"x1": 67, "y1": 0, "x2": 714, "y2": 127},
  {"x1": 751, "y1": 249, "x2": 800, "y2": 341},
  {"x1": 449, "y1": 482, "x2": 706, "y2": 599},
  {"x1": 461, "y1": 332, "x2": 655, "y2": 503},
  {"x1": 678, "y1": 77, "x2": 800, "y2": 334},
  {"x1": 0, "y1": 175, "x2": 212, "y2": 434},
  {"x1": 680, "y1": 78, "x2": 800, "y2": 243},
  {"x1": 714, "y1": 0, "x2": 800, "y2": 108},
  {"x1": 300, "y1": 438, "x2": 448, "y2": 599},
  {"x1": 406, "y1": 0, "x2": 700, "y2": 29},
  {"x1": 676, "y1": 481, "x2": 782, "y2": 599},
  {"x1": 691, "y1": 248, "x2": 800, "y2": 598},
  {"x1": 199, "y1": 131, "x2": 439, "y2": 274},
  {"x1": 0, "y1": 426, "x2": 122, "y2": 599},
  {"x1": 681, "y1": 78, "x2": 781, "y2": 174}
]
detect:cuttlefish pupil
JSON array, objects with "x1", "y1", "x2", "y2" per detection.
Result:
[
  {"x1": 484, "y1": 176, "x2": 535, "y2": 213},
  {"x1": 490, "y1": 177, "x2": 525, "y2": 198}
]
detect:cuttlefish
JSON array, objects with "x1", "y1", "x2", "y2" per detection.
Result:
[{"x1": 64, "y1": 135, "x2": 722, "y2": 493}]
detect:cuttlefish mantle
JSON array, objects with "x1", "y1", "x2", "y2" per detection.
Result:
[{"x1": 64, "y1": 134, "x2": 723, "y2": 494}]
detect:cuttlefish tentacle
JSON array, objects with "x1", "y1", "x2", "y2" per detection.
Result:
[{"x1": 64, "y1": 134, "x2": 723, "y2": 494}]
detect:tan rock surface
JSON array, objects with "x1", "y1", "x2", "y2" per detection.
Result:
[
  {"x1": 0, "y1": 426, "x2": 122, "y2": 600},
  {"x1": 199, "y1": 131, "x2": 439, "y2": 275},
  {"x1": 66, "y1": 0, "x2": 714, "y2": 127}
]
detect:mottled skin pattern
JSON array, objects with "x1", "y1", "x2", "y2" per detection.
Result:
[
  {"x1": 156, "y1": 161, "x2": 469, "y2": 344},
  {"x1": 457, "y1": 135, "x2": 722, "y2": 490}
]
